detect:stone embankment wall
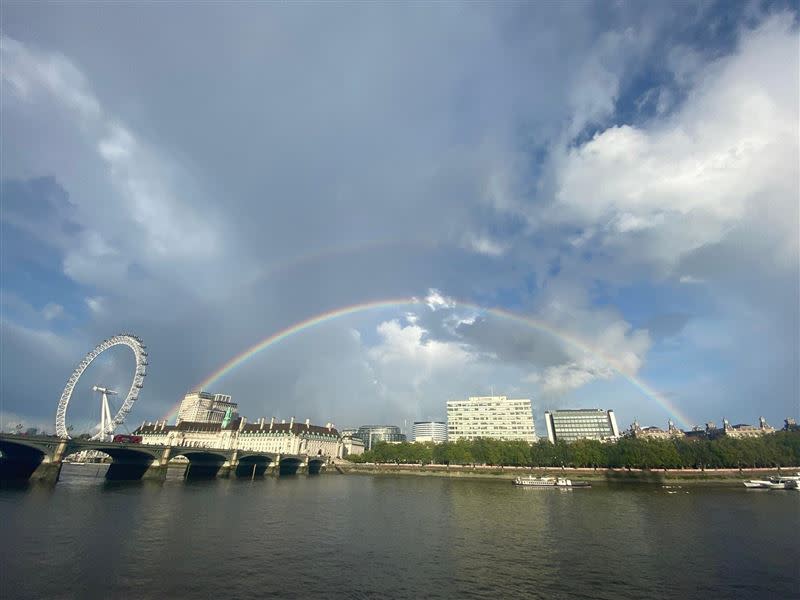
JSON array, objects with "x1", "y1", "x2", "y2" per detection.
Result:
[{"x1": 337, "y1": 463, "x2": 798, "y2": 483}]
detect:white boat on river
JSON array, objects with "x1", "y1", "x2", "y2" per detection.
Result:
[
  {"x1": 513, "y1": 475, "x2": 591, "y2": 488},
  {"x1": 743, "y1": 472, "x2": 800, "y2": 490},
  {"x1": 743, "y1": 479, "x2": 772, "y2": 488}
]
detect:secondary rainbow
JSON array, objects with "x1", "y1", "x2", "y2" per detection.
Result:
[{"x1": 162, "y1": 298, "x2": 692, "y2": 427}]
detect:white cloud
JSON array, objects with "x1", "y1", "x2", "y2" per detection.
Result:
[
  {"x1": 41, "y1": 302, "x2": 64, "y2": 321},
  {"x1": 414, "y1": 282, "x2": 653, "y2": 400},
  {"x1": 0, "y1": 34, "x2": 233, "y2": 298},
  {"x1": 566, "y1": 26, "x2": 657, "y2": 137},
  {"x1": 369, "y1": 320, "x2": 473, "y2": 373},
  {"x1": 424, "y1": 289, "x2": 456, "y2": 311},
  {"x1": 0, "y1": 36, "x2": 101, "y2": 119},
  {"x1": 545, "y1": 15, "x2": 799, "y2": 274},
  {"x1": 535, "y1": 359, "x2": 615, "y2": 395},
  {"x1": 365, "y1": 318, "x2": 481, "y2": 417},
  {"x1": 463, "y1": 233, "x2": 508, "y2": 257},
  {"x1": 679, "y1": 275, "x2": 705, "y2": 284},
  {"x1": 519, "y1": 282, "x2": 654, "y2": 391},
  {"x1": 85, "y1": 296, "x2": 105, "y2": 314}
]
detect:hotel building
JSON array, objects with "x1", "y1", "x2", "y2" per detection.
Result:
[
  {"x1": 544, "y1": 409, "x2": 620, "y2": 443},
  {"x1": 134, "y1": 416, "x2": 341, "y2": 457},
  {"x1": 411, "y1": 421, "x2": 448, "y2": 444},
  {"x1": 446, "y1": 396, "x2": 536, "y2": 443},
  {"x1": 176, "y1": 391, "x2": 238, "y2": 425}
]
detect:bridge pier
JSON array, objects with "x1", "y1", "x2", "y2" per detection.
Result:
[
  {"x1": 1, "y1": 439, "x2": 66, "y2": 484},
  {"x1": 28, "y1": 460, "x2": 63, "y2": 484},
  {"x1": 141, "y1": 462, "x2": 168, "y2": 481}
]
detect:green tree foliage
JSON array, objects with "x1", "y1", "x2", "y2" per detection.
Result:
[{"x1": 346, "y1": 432, "x2": 800, "y2": 469}]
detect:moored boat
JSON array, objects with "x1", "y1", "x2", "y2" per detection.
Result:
[
  {"x1": 767, "y1": 474, "x2": 800, "y2": 490},
  {"x1": 743, "y1": 472, "x2": 800, "y2": 490},
  {"x1": 513, "y1": 475, "x2": 591, "y2": 488},
  {"x1": 743, "y1": 479, "x2": 772, "y2": 489}
]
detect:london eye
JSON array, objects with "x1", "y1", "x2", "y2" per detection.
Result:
[{"x1": 55, "y1": 334, "x2": 148, "y2": 439}]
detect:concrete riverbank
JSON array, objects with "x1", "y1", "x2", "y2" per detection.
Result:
[{"x1": 338, "y1": 462, "x2": 799, "y2": 484}]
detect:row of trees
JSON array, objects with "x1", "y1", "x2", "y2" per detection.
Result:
[{"x1": 347, "y1": 431, "x2": 800, "y2": 469}]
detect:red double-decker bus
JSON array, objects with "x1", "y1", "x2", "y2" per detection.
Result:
[{"x1": 112, "y1": 434, "x2": 142, "y2": 444}]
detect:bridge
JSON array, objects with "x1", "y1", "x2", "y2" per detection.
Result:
[{"x1": 0, "y1": 434, "x2": 328, "y2": 483}]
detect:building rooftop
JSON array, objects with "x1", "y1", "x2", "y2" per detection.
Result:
[
  {"x1": 547, "y1": 408, "x2": 608, "y2": 413},
  {"x1": 135, "y1": 419, "x2": 338, "y2": 436},
  {"x1": 240, "y1": 422, "x2": 339, "y2": 436}
]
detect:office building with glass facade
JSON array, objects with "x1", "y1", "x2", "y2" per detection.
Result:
[
  {"x1": 355, "y1": 425, "x2": 406, "y2": 450},
  {"x1": 544, "y1": 409, "x2": 620, "y2": 443}
]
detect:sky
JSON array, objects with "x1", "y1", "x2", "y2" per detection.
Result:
[{"x1": 1, "y1": 1, "x2": 798, "y2": 436}]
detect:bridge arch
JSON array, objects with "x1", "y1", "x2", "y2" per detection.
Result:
[
  {"x1": 235, "y1": 453, "x2": 274, "y2": 478},
  {"x1": 170, "y1": 449, "x2": 231, "y2": 479},
  {"x1": 307, "y1": 456, "x2": 326, "y2": 475},
  {"x1": 0, "y1": 438, "x2": 47, "y2": 481},
  {"x1": 278, "y1": 456, "x2": 303, "y2": 476},
  {"x1": 64, "y1": 443, "x2": 165, "y2": 480}
]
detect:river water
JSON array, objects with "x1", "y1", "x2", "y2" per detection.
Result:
[{"x1": 1, "y1": 465, "x2": 798, "y2": 599}]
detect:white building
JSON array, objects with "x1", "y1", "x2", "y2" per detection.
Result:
[
  {"x1": 134, "y1": 416, "x2": 341, "y2": 457},
  {"x1": 176, "y1": 391, "x2": 238, "y2": 425},
  {"x1": 544, "y1": 409, "x2": 620, "y2": 443},
  {"x1": 339, "y1": 435, "x2": 366, "y2": 458},
  {"x1": 412, "y1": 421, "x2": 448, "y2": 443},
  {"x1": 447, "y1": 396, "x2": 536, "y2": 443},
  {"x1": 629, "y1": 420, "x2": 684, "y2": 440}
]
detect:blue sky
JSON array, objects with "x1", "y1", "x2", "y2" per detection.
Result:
[{"x1": 1, "y1": 1, "x2": 797, "y2": 435}]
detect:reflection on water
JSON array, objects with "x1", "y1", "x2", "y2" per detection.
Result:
[{"x1": 1, "y1": 465, "x2": 798, "y2": 599}]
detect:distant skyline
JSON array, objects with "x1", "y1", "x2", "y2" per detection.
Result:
[{"x1": 1, "y1": 2, "x2": 798, "y2": 435}]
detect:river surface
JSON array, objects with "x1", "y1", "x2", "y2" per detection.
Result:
[{"x1": 1, "y1": 465, "x2": 798, "y2": 599}]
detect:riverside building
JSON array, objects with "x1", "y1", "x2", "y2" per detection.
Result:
[
  {"x1": 411, "y1": 421, "x2": 448, "y2": 443},
  {"x1": 340, "y1": 434, "x2": 366, "y2": 457},
  {"x1": 176, "y1": 391, "x2": 238, "y2": 425},
  {"x1": 355, "y1": 425, "x2": 406, "y2": 450},
  {"x1": 134, "y1": 416, "x2": 341, "y2": 457},
  {"x1": 720, "y1": 416, "x2": 775, "y2": 438},
  {"x1": 446, "y1": 396, "x2": 536, "y2": 443},
  {"x1": 544, "y1": 409, "x2": 620, "y2": 443},
  {"x1": 628, "y1": 420, "x2": 685, "y2": 440}
]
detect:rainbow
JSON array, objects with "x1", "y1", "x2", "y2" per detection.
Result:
[{"x1": 162, "y1": 298, "x2": 692, "y2": 427}]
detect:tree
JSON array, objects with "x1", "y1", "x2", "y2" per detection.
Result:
[{"x1": 346, "y1": 432, "x2": 800, "y2": 469}]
